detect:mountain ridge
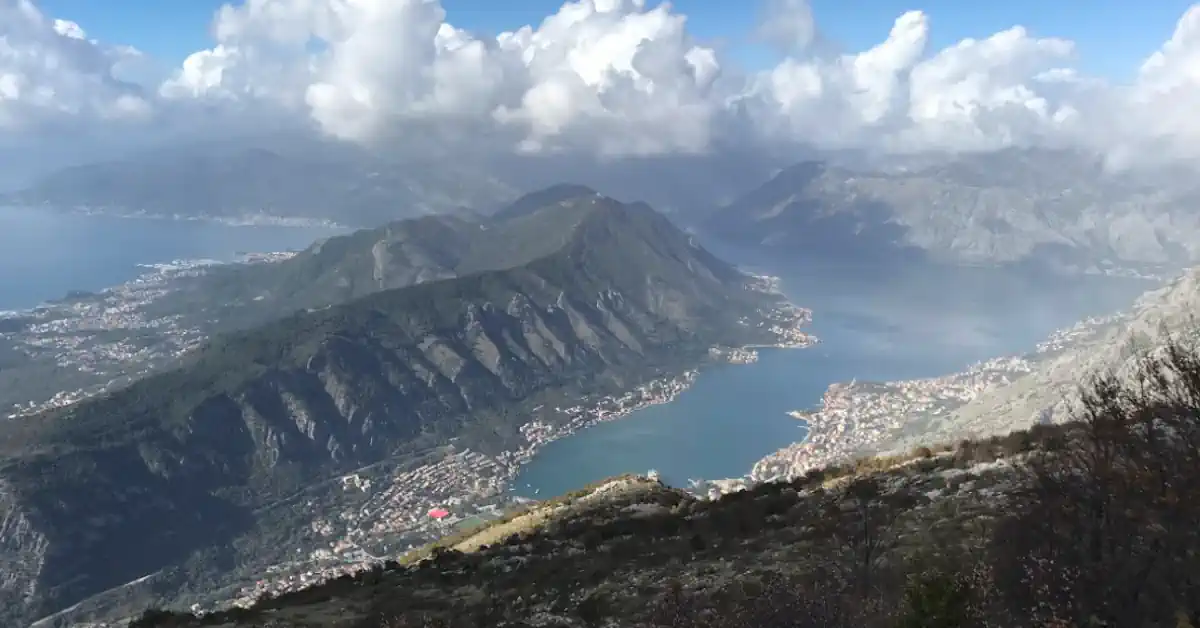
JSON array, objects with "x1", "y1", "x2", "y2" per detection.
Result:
[
  {"x1": 703, "y1": 148, "x2": 1200, "y2": 274},
  {"x1": 0, "y1": 140, "x2": 520, "y2": 227},
  {"x1": 0, "y1": 193, "x2": 803, "y2": 627}
]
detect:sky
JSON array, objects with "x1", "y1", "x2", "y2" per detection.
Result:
[
  {"x1": 34, "y1": 0, "x2": 1195, "y2": 77},
  {"x1": 5, "y1": 0, "x2": 1200, "y2": 176}
]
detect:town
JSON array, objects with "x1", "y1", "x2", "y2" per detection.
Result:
[
  {"x1": 0, "y1": 253, "x2": 297, "y2": 418},
  {"x1": 748, "y1": 353, "x2": 1035, "y2": 484},
  {"x1": 205, "y1": 277, "x2": 819, "y2": 609},
  {"x1": 220, "y1": 370, "x2": 704, "y2": 607},
  {"x1": 2, "y1": 265, "x2": 820, "y2": 611}
]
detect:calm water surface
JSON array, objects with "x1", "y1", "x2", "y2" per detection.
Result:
[
  {"x1": 0, "y1": 208, "x2": 346, "y2": 310},
  {"x1": 512, "y1": 251, "x2": 1156, "y2": 496},
  {"x1": 0, "y1": 210, "x2": 1159, "y2": 498}
]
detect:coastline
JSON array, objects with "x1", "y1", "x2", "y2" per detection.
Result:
[
  {"x1": 220, "y1": 273, "x2": 821, "y2": 605},
  {"x1": 2, "y1": 252, "x2": 299, "y2": 419},
  {"x1": 507, "y1": 272, "x2": 818, "y2": 484},
  {"x1": 15, "y1": 267, "x2": 820, "y2": 611},
  {"x1": 3, "y1": 205, "x2": 350, "y2": 230}
]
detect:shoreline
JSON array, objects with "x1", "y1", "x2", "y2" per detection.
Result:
[
  {"x1": 2, "y1": 252, "x2": 299, "y2": 419},
  {"x1": 2, "y1": 205, "x2": 350, "y2": 230},
  {"x1": 220, "y1": 274, "x2": 820, "y2": 605}
]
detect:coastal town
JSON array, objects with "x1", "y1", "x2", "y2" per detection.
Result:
[
  {"x1": 0, "y1": 252, "x2": 297, "y2": 418},
  {"x1": 204, "y1": 277, "x2": 819, "y2": 609},
  {"x1": 221, "y1": 370, "x2": 706, "y2": 606},
  {"x1": 697, "y1": 311, "x2": 1135, "y2": 496},
  {"x1": 1, "y1": 250, "x2": 1129, "y2": 614},
  {"x1": 745, "y1": 353, "x2": 1034, "y2": 484}
]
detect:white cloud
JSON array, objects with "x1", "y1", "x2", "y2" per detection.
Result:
[
  {"x1": 164, "y1": 0, "x2": 724, "y2": 156},
  {"x1": 1105, "y1": 5, "x2": 1200, "y2": 165},
  {"x1": 6, "y1": 0, "x2": 1200, "y2": 166},
  {"x1": 0, "y1": 0, "x2": 151, "y2": 130}
]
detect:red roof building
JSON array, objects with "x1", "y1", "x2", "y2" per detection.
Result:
[{"x1": 428, "y1": 508, "x2": 450, "y2": 520}]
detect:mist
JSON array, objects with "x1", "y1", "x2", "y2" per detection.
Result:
[{"x1": 706, "y1": 238, "x2": 1157, "y2": 377}]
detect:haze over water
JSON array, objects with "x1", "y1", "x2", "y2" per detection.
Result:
[
  {"x1": 0, "y1": 208, "x2": 346, "y2": 311},
  {"x1": 512, "y1": 248, "x2": 1156, "y2": 496},
  {"x1": 0, "y1": 210, "x2": 1160, "y2": 501}
]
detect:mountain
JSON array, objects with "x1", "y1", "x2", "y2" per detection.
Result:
[
  {"x1": 896, "y1": 267, "x2": 1200, "y2": 451},
  {"x1": 0, "y1": 137, "x2": 519, "y2": 227},
  {"x1": 704, "y1": 148, "x2": 1200, "y2": 273},
  {"x1": 0, "y1": 194, "x2": 797, "y2": 626},
  {"x1": 490, "y1": 184, "x2": 601, "y2": 222},
  {"x1": 169, "y1": 186, "x2": 676, "y2": 332},
  {"x1": 152, "y1": 214, "x2": 480, "y2": 331},
  {"x1": 129, "y1": 344, "x2": 1200, "y2": 628},
  {"x1": 0, "y1": 187, "x2": 717, "y2": 421},
  {"x1": 0, "y1": 204, "x2": 591, "y2": 420}
]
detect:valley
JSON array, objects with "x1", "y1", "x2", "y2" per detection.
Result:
[
  {"x1": 9, "y1": 2, "x2": 1200, "y2": 625},
  {"x1": 702, "y1": 150, "x2": 1200, "y2": 277},
  {"x1": 0, "y1": 164, "x2": 1186, "y2": 628},
  {"x1": 0, "y1": 195, "x2": 1185, "y2": 628},
  {"x1": 0, "y1": 191, "x2": 814, "y2": 627}
]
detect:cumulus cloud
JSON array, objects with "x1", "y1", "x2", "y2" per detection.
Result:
[
  {"x1": 164, "y1": 0, "x2": 725, "y2": 156},
  {"x1": 0, "y1": 0, "x2": 151, "y2": 131},
  {"x1": 7, "y1": 0, "x2": 1200, "y2": 165},
  {"x1": 1102, "y1": 5, "x2": 1200, "y2": 166}
]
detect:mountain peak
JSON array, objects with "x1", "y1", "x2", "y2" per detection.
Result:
[{"x1": 491, "y1": 183, "x2": 602, "y2": 222}]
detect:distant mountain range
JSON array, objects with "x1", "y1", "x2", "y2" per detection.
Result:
[
  {"x1": 16, "y1": 139, "x2": 1200, "y2": 274},
  {"x1": 0, "y1": 136, "x2": 783, "y2": 228},
  {"x1": 0, "y1": 137, "x2": 520, "y2": 227},
  {"x1": 702, "y1": 148, "x2": 1200, "y2": 274},
  {"x1": 0, "y1": 190, "x2": 792, "y2": 626}
]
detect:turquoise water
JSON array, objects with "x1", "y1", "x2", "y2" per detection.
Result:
[
  {"x1": 0, "y1": 208, "x2": 346, "y2": 310},
  {"x1": 512, "y1": 253, "x2": 1155, "y2": 496}
]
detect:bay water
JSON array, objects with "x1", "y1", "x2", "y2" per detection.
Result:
[
  {"x1": 0, "y1": 208, "x2": 345, "y2": 311},
  {"x1": 511, "y1": 251, "x2": 1156, "y2": 496},
  {"x1": 0, "y1": 209, "x2": 1160, "y2": 499}
]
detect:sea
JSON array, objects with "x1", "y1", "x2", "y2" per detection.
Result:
[
  {"x1": 0, "y1": 208, "x2": 1160, "y2": 500},
  {"x1": 0, "y1": 207, "x2": 346, "y2": 311},
  {"x1": 510, "y1": 247, "x2": 1157, "y2": 497}
]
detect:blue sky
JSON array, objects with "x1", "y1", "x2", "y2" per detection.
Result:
[{"x1": 37, "y1": 0, "x2": 1196, "y2": 81}]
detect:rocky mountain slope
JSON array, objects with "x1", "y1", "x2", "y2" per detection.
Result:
[
  {"x1": 901, "y1": 268, "x2": 1200, "y2": 450},
  {"x1": 704, "y1": 148, "x2": 1200, "y2": 273},
  {"x1": 0, "y1": 187, "x2": 647, "y2": 420},
  {"x1": 0, "y1": 195, "x2": 795, "y2": 627},
  {"x1": 152, "y1": 185, "x2": 612, "y2": 333},
  {"x1": 131, "y1": 346, "x2": 1200, "y2": 628}
]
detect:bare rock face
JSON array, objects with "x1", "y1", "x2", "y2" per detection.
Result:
[
  {"x1": 0, "y1": 481, "x2": 48, "y2": 612},
  {"x1": 707, "y1": 149, "x2": 1200, "y2": 273}
]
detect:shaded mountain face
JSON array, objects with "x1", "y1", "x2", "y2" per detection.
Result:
[
  {"x1": 704, "y1": 148, "x2": 1200, "y2": 273},
  {"x1": 0, "y1": 186, "x2": 710, "y2": 423},
  {"x1": 0, "y1": 138, "x2": 520, "y2": 227},
  {"x1": 0, "y1": 195, "x2": 787, "y2": 626}
]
